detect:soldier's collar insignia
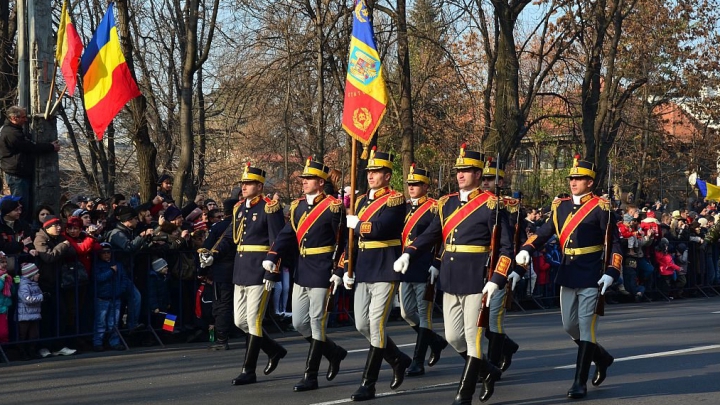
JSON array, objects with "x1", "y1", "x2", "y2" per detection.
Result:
[
  {"x1": 312, "y1": 193, "x2": 326, "y2": 205},
  {"x1": 249, "y1": 195, "x2": 263, "y2": 207},
  {"x1": 374, "y1": 187, "x2": 390, "y2": 199},
  {"x1": 579, "y1": 193, "x2": 593, "y2": 205},
  {"x1": 468, "y1": 189, "x2": 482, "y2": 200}
]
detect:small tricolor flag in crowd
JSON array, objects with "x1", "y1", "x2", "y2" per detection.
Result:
[
  {"x1": 163, "y1": 313, "x2": 177, "y2": 332},
  {"x1": 55, "y1": 0, "x2": 83, "y2": 96},
  {"x1": 80, "y1": 2, "x2": 141, "y2": 140},
  {"x1": 341, "y1": 0, "x2": 388, "y2": 154}
]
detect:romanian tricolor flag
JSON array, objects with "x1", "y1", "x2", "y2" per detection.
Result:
[
  {"x1": 55, "y1": 0, "x2": 83, "y2": 96},
  {"x1": 80, "y1": 2, "x2": 141, "y2": 140},
  {"x1": 695, "y1": 178, "x2": 720, "y2": 202},
  {"x1": 163, "y1": 313, "x2": 177, "y2": 332},
  {"x1": 341, "y1": 0, "x2": 388, "y2": 150}
]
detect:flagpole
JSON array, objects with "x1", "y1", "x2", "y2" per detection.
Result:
[
  {"x1": 47, "y1": 85, "x2": 68, "y2": 118},
  {"x1": 346, "y1": 138, "x2": 358, "y2": 288},
  {"x1": 43, "y1": 60, "x2": 58, "y2": 119}
]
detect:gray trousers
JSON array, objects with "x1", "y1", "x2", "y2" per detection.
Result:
[
  {"x1": 488, "y1": 286, "x2": 507, "y2": 334},
  {"x1": 443, "y1": 292, "x2": 483, "y2": 358},
  {"x1": 560, "y1": 286, "x2": 600, "y2": 343},
  {"x1": 354, "y1": 281, "x2": 397, "y2": 348},
  {"x1": 292, "y1": 285, "x2": 330, "y2": 341},
  {"x1": 233, "y1": 284, "x2": 270, "y2": 336},
  {"x1": 399, "y1": 281, "x2": 432, "y2": 329}
]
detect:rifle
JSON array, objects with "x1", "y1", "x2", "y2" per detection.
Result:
[
  {"x1": 477, "y1": 152, "x2": 501, "y2": 328},
  {"x1": 326, "y1": 170, "x2": 346, "y2": 312},
  {"x1": 505, "y1": 191, "x2": 523, "y2": 310},
  {"x1": 595, "y1": 162, "x2": 612, "y2": 316}
]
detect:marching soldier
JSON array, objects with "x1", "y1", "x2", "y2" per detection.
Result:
[
  {"x1": 399, "y1": 164, "x2": 448, "y2": 377},
  {"x1": 480, "y1": 159, "x2": 521, "y2": 373},
  {"x1": 342, "y1": 148, "x2": 412, "y2": 401},
  {"x1": 202, "y1": 163, "x2": 288, "y2": 386},
  {"x1": 515, "y1": 156, "x2": 620, "y2": 399},
  {"x1": 263, "y1": 158, "x2": 348, "y2": 392},
  {"x1": 395, "y1": 144, "x2": 513, "y2": 404}
]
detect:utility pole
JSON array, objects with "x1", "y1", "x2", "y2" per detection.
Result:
[{"x1": 24, "y1": 0, "x2": 60, "y2": 211}]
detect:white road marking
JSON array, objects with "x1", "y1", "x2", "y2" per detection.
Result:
[
  {"x1": 555, "y1": 345, "x2": 720, "y2": 369},
  {"x1": 309, "y1": 381, "x2": 458, "y2": 405}
]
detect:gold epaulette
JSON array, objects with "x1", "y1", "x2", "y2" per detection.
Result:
[
  {"x1": 329, "y1": 196, "x2": 343, "y2": 213},
  {"x1": 551, "y1": 197, "x2": 565, "y2": 211},
  {"x1": 355, "y1": 194, "x2": 367, "y2": 211},
  {"x1": 438, "y1": 193, "x2": 456, "y2": 211},
  {"x1": 290, "y1": 198, "x2": 301, "y2": 212},
  {"x1": 387, "y1": 192, "x2": 405, "y2": 207},
  {"x1": 234, "y1": 199, "x2": 244, "y2": 208},
  {"x1": 598, "y1": 197, "x2": 611, "y2": 211},
  {"x1": 429, "y1": 199, "x2": 438, "y2": 215},
  {"x1": 487, "y1": 195, "x2": 500, "y2": 210},
  {"x1": 504, "y1": 197, "x2": 519, "y2": 213},
  {"x1": 265, "y1": 199, "x2": 282, "y2": 214}
]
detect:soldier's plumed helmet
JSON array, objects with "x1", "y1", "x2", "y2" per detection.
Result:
[
  {"x1": 482, "y1": 158, "x2": 506, "y2": 178},
  {"x1": 365, "y1": 147, "x2": 394, "y2": 171},
  {"x1": 241, "y1": 162, "x2": 267, "y2": 183},
  {"x1": 406, "y1": 163, "x2": 430, "y2": 185},
  {"x1": 567, "y1": 154, "x2": 596, "y2": 179},
  {"x1": 454, "y1": 143, "x2": 485, "y2": 170},
  {"x1": 299, "y1": 157, "x2": 330, "y2": 180}
]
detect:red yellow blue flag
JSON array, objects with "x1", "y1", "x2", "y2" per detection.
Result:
[
  {"x1": 342, "y1": 0, "x2": 388, "y2": 151},
  {"x1": 80, "y1": 2, "x2": 141, "y2": 140},
  {"x1": 163, "y1": 313, "x2": 177, "y2": 332},
  {"x1": 55, "y1": 0, "x2": 83, "y2": 96}
]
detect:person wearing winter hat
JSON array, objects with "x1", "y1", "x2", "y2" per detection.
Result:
[
  {"x1": 0, "y1": 196, "x2": 34, "y2": 255},
  {"x1": 17, "y1": 262, "x2": 45, "y2": 359},
  {"x1": 163, "y1": 205, "x2": 183, "y2": 224},
  {"x1": 105, "y1": 206, "x2": 152, "y2": 333},
  {"x1": 148, "y1": 258, "x2": 171, "y2": 321},
  {"x1": 34, "y1": 216, "x2": 79, "y2": 356},
  {"x1": 93, "y1": 242, "x2": 129, "y2": 352}
]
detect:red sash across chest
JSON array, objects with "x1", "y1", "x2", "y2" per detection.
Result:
[
  {"x1": 295, "y1": 197, "x2": 334, "y2": 245},
  {"x1": 402, "y1": 200, "x2": 434, "y2": 248},
  {"x1": 441, "y1": 193, "x2": 491, "y2": 241},
  {"x1": 558, "y1": 197, "x2": 600, "y2": 248}
]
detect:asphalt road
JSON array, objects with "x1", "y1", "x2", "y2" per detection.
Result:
[{"x1": 3, "y1": 297, "x2": 720, "y2": 405}]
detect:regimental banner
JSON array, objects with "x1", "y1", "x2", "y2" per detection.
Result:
[{"x1": 341, "y1": 0, "x2": 388, "y2": 146}]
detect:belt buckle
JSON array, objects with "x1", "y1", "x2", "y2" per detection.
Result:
[
  {"x1": 300, "y1": 247, "x2": 306, "y2": 257},
  {"x1": 358, "y1": 241, "x2": 365, "y2": 250}
]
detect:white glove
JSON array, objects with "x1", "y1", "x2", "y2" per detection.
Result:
[
  {"x1": 329, "y1": 274, "x2": 342, "y2": 294},
  {"x1": 264, "y1": 279, "x2": 276, "y2": 291},
  {"x1": 262, "y1": 260, "x2": 277, "y2": 272},
  {"x1": 597, "y1": 274, "x2": 614, "y2": 295},
  {"x1": 346, "y1": 215, "x2": 360, "y2": 229},
  {"x1": 508, "y1": 271, "x2": 521, "y2": 291},
  {"x1": 515, "y1": 250, "x2": 531, "y2": 266},
  {"x1": 394, "y1": 253, "x2": 410, "y2": 273},
  {"x1": 342, "y1": 272, "x2": 355, "y2": 289},
  {"x1": 428, "y1": 266, "x2": 439, "y2": 284},
  {"x1": 199, "y1": 253, "x2": 214, "y2": 268},
  {"x1": 482, "y1": 281, "x2": 499, "y2": 303}
]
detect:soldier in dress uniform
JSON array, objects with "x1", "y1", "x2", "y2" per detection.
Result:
[
  {"x1": 342, "y1": 148, "x2": 412, "y2": 401},
  {"x1": 398, "y1": 164, "x2": 448, "y2": 377},
  {"x1": 263, "y1": 158, "x2": 348, "y2": 392},
  {"x1": 480, "y1": 159, "x2": 522, "y2": 373},
  {"x1": 515, "y1": 156, "x2": 620, "y2": 399},
  {"x1": 202, "y1": 163, "x2": 288, "y2": 386},
  {"x1": 394, "y1": 144, "x2": 513, "y2": 404}
]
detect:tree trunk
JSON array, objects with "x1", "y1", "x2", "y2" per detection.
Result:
[
  {"x1": 195, "y1": 66, "x2": 206, "y2": 194},
  {"x1": 116, "y1": 0, "x2": 157, "y2": 202}
]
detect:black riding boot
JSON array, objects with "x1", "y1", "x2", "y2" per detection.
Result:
[
  {"x1": 323, "y1": 337, "x2": 348, "y2": 381},
  {"x1": 478, "y1": 356, "x2": 502, "y2": 402},
  {"x1": 294, "y1": 339, "x2": 324, "y2": 392},
  {"x1": 231, "y1": 334, "x2": 262, "y2": 385},
  {"x1": 351, "y1": 346, "x2": 384, "y2": 401},
  {"x1": 592, "y1": 343, "x2": 614, "y2": 386},
  {"x1": 260, "y1": 334, "x2": 287, "y2": 375},
  {"x1": 567, "y1": 341, "x2": 596, "y2": 399},
  {"x1": 383, "y1": 336, "x2": 412, "y2": 389},
  {"x1": 428, "y1": 329, "x2": 448, "y2": 367},
  {"x1": 486, "y1": 330, "x2": 504, "y2": 368},
  {"x1": 451, "y1": 355, "x2": 481, "y2": 405},
  {"x1": 406, "y1": 327, "x2": 430, "y2": 376},
  {"x1": 500, "y1": 335, "x2": 519, "y2": 371}
]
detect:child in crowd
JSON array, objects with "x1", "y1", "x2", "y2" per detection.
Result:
[
  {"x1": 148, "y1": 258, "x2": 171, "y2": 322},
  {"x1": 94, "y1": 243, "x2": 129, "y2": 351},
  {"x1": 17, "y1": 262, "x2": 44, "y2": 360},
  {"x1": 0, "y1": 253, "x2": 13, "y2": 343}
]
